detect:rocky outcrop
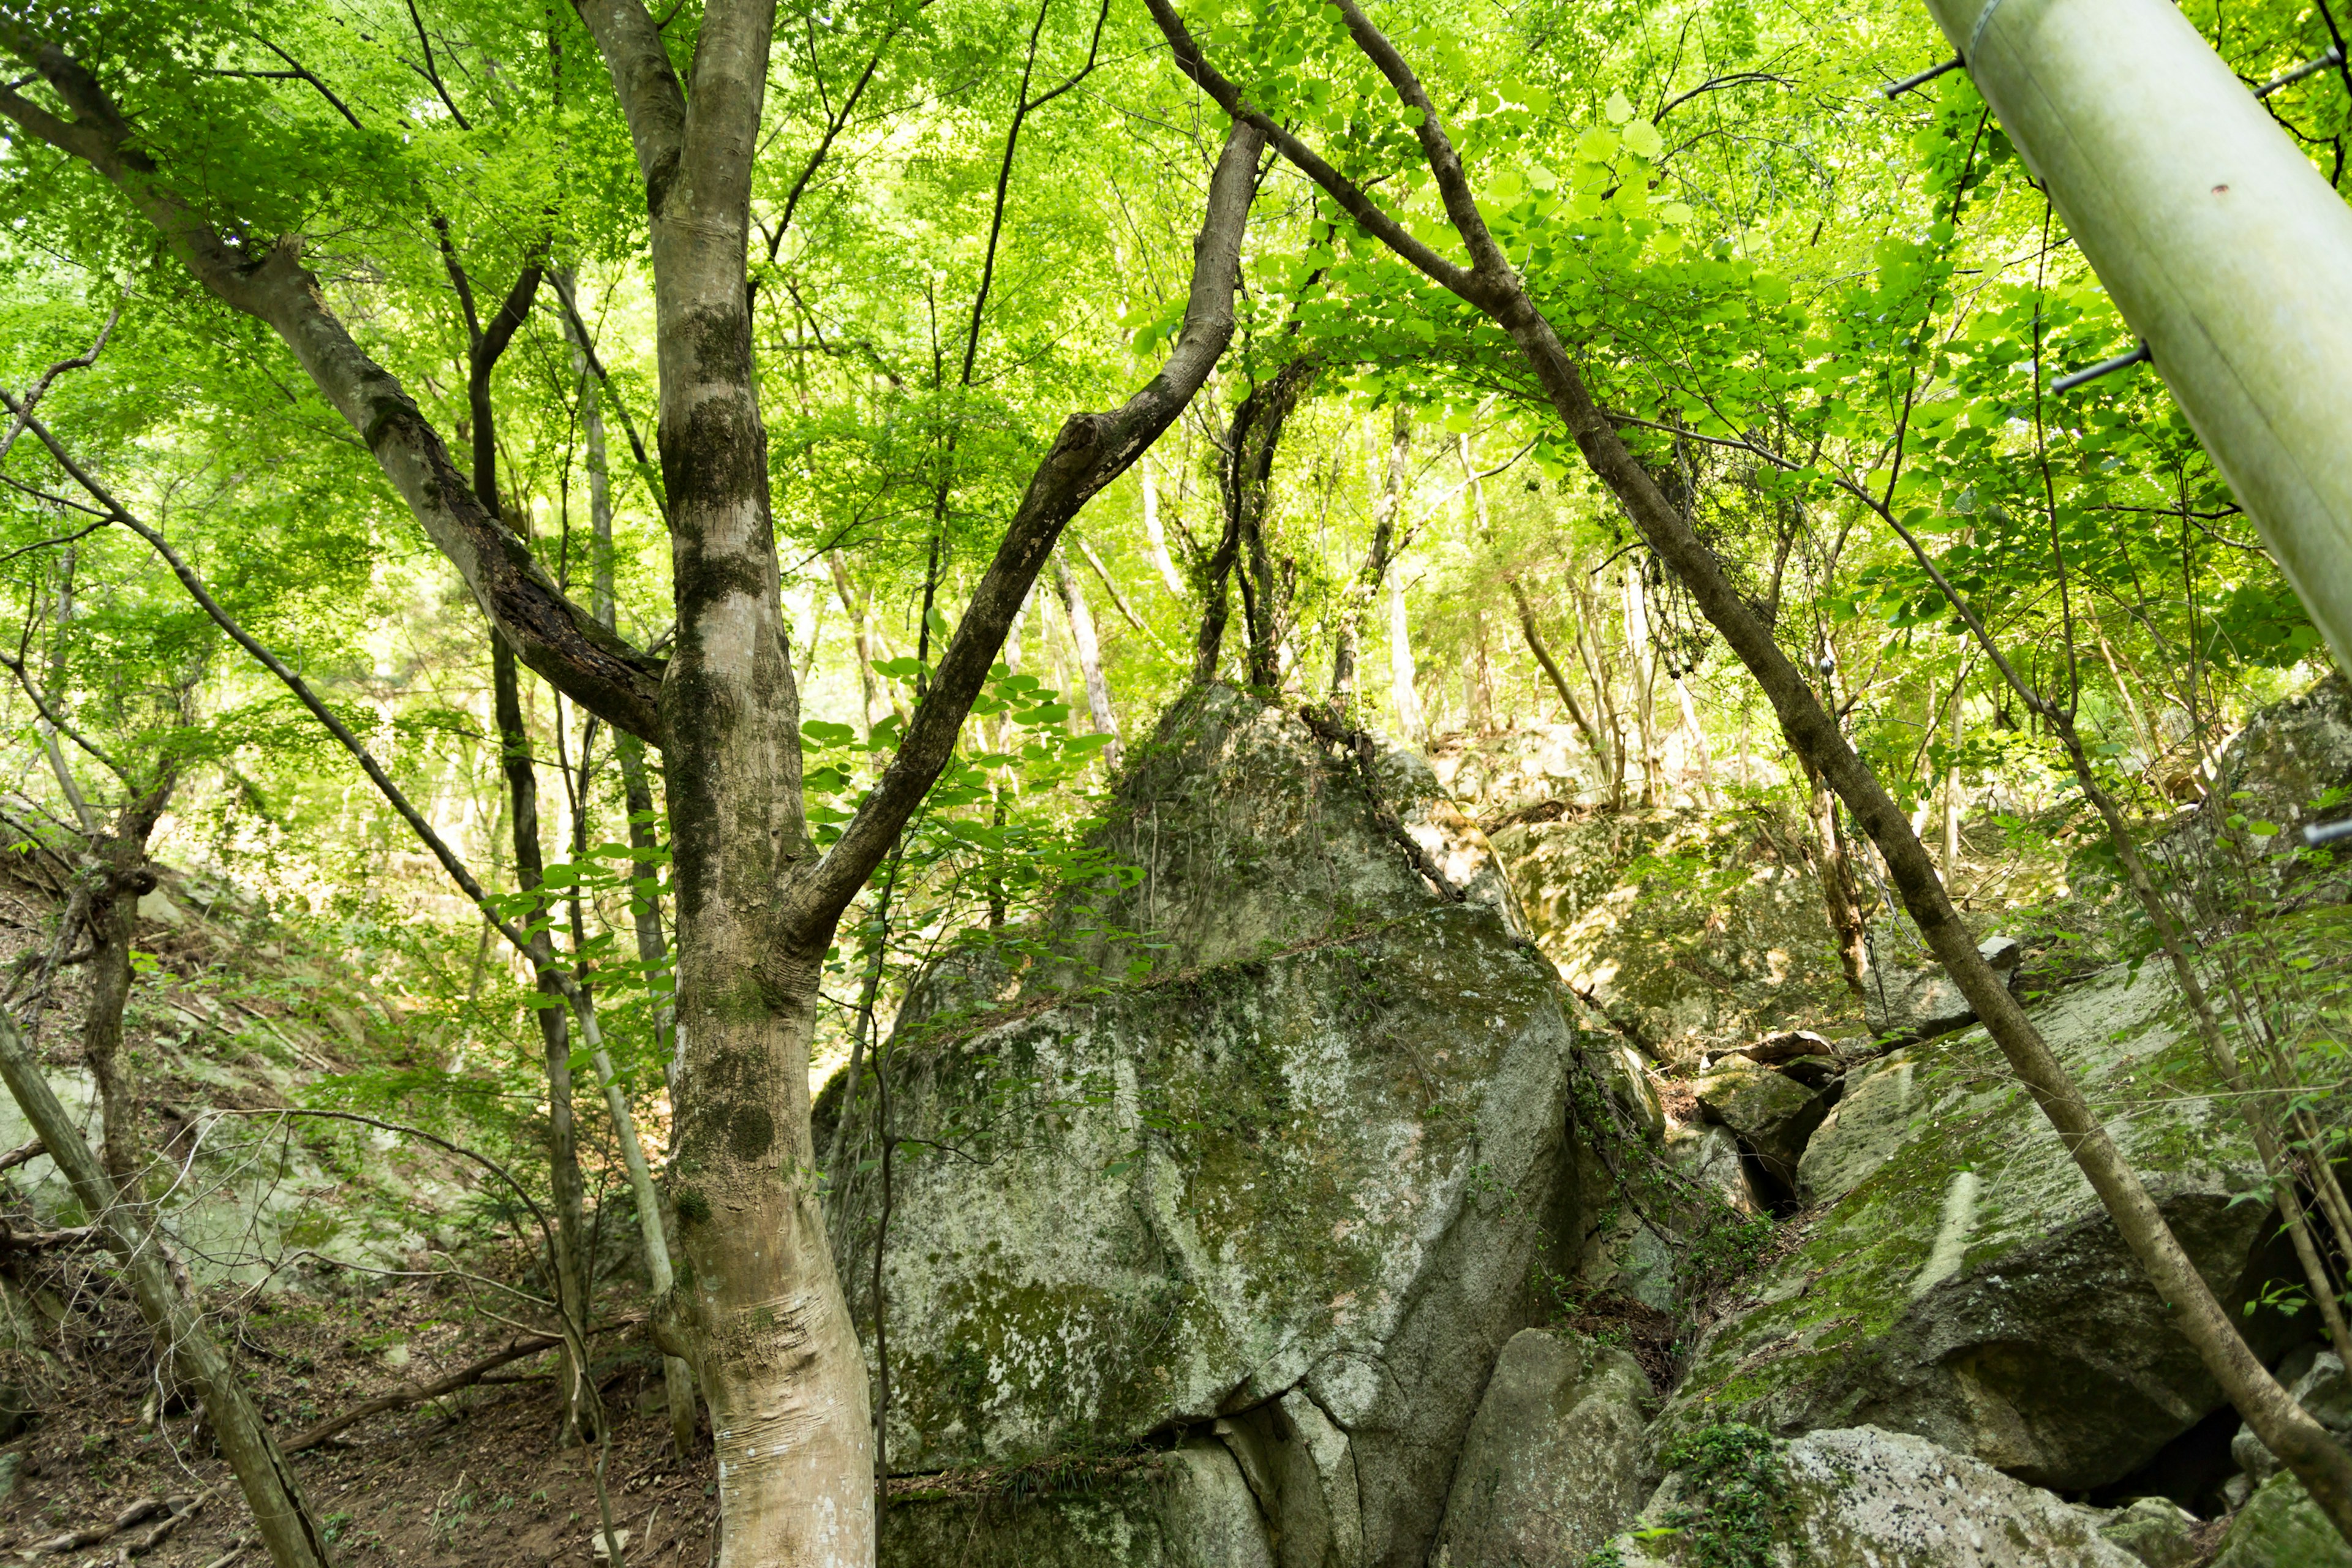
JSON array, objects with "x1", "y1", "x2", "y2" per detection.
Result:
[
  {"x1": 1659, "y1": 960, "x2": 2296, "y2": 1490},
  {"x1": 1428, "y1": 1329, "x2": 1649, "y2": 1566},
  {"x1": 826, "y1": 688, "x2": 1596, "y2": 1568},
  {"x1": 1490, "y1": 809, "x2": 1861, "y2": 1068},
  {"x1": 1606, "y1": 1426, "x2": 2139, "y2": 1567}
]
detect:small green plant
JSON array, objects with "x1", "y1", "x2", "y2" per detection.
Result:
[{"x1": 1656, "y1": 1422, "x2": 1789, "y2": 1568}]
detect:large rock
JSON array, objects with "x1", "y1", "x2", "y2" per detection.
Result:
[
  {"x1": 879, "y1": 1443, "x2": 1274, "y2": 1568},
  {"x1": 1492, "y1": 809, "x2": 1861, "y2": 1067},
  {"x1": 1607, "y1": 1426, "x2": 2139, "y2": 1567},
  {"x1": 1690, "y1": 1058, "x2": 1825, "y2": 1188},
  {"x1": 2233, "y1": 1349, "x2": 2352, "y2": 1483},
  {"x1": 1660, "y1": 960, "x2": 2297, "y2": 1490},
  {"x1": 2212, "y1": 1469, "x2": 2352, "y2": 1568},
  {"x1": 1863, "y1": 935, "x2": 2023, "y2": 1044},
  {"x1": 827, "y1": 688, "x2": 1594, "y2": 1568},
  {"x1": 1428, "y1": 1328, "x2": 1649, "y2": 1567}
]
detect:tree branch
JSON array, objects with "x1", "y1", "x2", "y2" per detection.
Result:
[
  {"x1": 0, "y1": 27, "x2": 667, "y2": 744},
  {"x1": 780, "y1": 116, "x2": 1267, "y2": 935}
]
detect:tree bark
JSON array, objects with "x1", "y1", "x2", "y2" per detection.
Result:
[
  {"x1": 1050, "y1": 553, "x2": 1121, "y2": 768},
  {"x1": 1139, "y1": 455, "x2": 1187, "y2": 597},
  {"x1": 0, "y1": 1005, "x2": 335, "y2": 1568},
  {"x1": 1142, "y1": 2, "x2": 2352, "y2": 1537},
  {"x1": 565, "y1": 283, "x2": 701, "y2": 1453}
]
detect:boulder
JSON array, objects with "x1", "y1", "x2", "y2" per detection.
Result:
[
  {"x1": 879, "y1": 1444, "x2": 1274, "y2": 1568},
  {"x1": 827, "y1": 687, "x2": 1594, "y2": 1568},
  {"x1": 2232, "y1": 1348, "x2": 2352, "y2": 1483},
  {"x1": 1428, "y1": 1328, "x2": 1649, "y2": 1567},
  {"x1": 1605, "y1": 1425, "x2": 2139, "y2": 1567},
  {"x1": 1660, "y1": 960, "x2": 2299, "y2": 1491},
  {"x1": 2211, "y1": 1469, "x2": 2352, "y2": 1568},
  {"x1": 1691, "y1": 1059, "x2": 1825, "y2": 1189},
  {"x1": 1862, "y1": 935, "x2": 2022, "y2": 1044},
  {"x1": 2095, "y1": 1497, "x2": 2204, "y2": 1568},
  {"x1": 1491, "y1": 809, "x2": 1861, "y2": 1067},
  {"x1": 1667, "y1": 1124, "x2": 1763, "y2": 1216}
]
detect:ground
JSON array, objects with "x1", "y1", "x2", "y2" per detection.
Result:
[{"x1": 0, "y1": 1271, "x2": 717, "y2": 1566}]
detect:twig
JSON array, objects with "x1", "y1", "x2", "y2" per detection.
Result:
[{"x1": 282, "y1": 1317, "x2": 643, "y2": 1454}]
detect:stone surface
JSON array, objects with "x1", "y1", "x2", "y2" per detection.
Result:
[
  {"x1": 878, "y1": 1444, "x2": 1275, "y2": 1568},
  {"x1": 1660, "y1": 960, "x2": 2296, "y2": 1491},
  {"x1": 1667, "y1": 1124, "x2": 1762, "y2": 1216},
  {"x1": 1607, "y1": 1426, "x2": 2139, "y2": 1567},
  {"x1": 1491, "y1": 809, "x2": 1861, "y2": 1067},
  {"x1": 1862, "y1": 935, "x2": 2022, "y2": 1044},
  {"x1": 2233, "y1": 1349, "x2": 2352, "y2": 1483},
  {"x1": 1428, "y1": 1328, "x2": 1648, "y2": 1568},
  {"x1": 824, "y1": 688, "x2": 1591, "y2": 1567},
  {"x1": 2095, "y1": 1497, "x2": 2204, "y2": 1568},
  {"x1": 1691, "y1": 1059, "x2": 1825, "y2": 1188},
  {"x1": 2211, "y1": 1469, "x2": 2352, "y2": 1568}
]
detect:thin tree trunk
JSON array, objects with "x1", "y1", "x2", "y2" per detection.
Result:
[
  {"x1": 829, "y1": 552, "x2": 888, "y2": 734},
  {"x1": 1807, "y1": 764, "x2": 1871, "y2": 998},
  {"x1": 0, "y1": 1006, "x2": 334, "y2": 1568},
  {"x1": 1139, "y1": 455, "x2": 1186, "y2": 596},
  {"x1": 1050, "y1": 552, "x2": 1121, "y2": 768},
  {"x1": 1570, "y1": 582, "x2": 1627, "y2": 809},
  {"x1": 1943, "y1": 685, "x2": 1964, "y2": 877},
  {"x1": 1623, "y1": 568, "x2": 1663, "y2": 805},
  {"x1": 564, "y1": 290, "x2": 700, "y2": 1453},
  {"x1": 1332, "y1": 407, "x2": 1409, "y2": 713},
  {"x1": 1387, "y1": 571, "x2": 1423, "y2": 742},
  {"x1": 494, "y1": 643, "x2": 594, "y2": 1444},
  {"x1": 1510, "y1": 581, "x2": 1605, "y2": 765}
]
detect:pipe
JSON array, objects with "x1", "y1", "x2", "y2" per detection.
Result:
[{"x1": 1921, "y1": 0, "x2": 2352, "y2": 677}]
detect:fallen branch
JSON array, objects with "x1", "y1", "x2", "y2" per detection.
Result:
[
  {"x1": 127, "y1": 1489, "x2": 210, "y2": 1556},
  {"x1": 282, "y1": 1315, "x2": 643, "y2": 1455},
  {"x1": 0, "y1": 1136, "x2": 43, "y2": 1173},
  {"x1": 0, "y1": 1220, "x2": 99, "y2": 1251},
  {"x1": 26, "y1": 1492, "x2": 192, "y2": 1556}
]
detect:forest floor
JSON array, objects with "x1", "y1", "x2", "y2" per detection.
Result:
[{"x1": 0, "y1": 1268, "x2": 715, "y2": 1567}]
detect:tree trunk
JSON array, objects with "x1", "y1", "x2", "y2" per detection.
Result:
[
  {"x1": 1806, "y1": 764, "x2": 1871, "y2": 998},
  {"x1": 1570, "y1": 582, "x2": 1628, "y2": 809},
  {"x1": 1050, "y1": 552, "x2": 1121, "y2": 768},
  {"x1": 1387, "y1": 571, "x2": 1423, "y2": 742},
  {"x1": 829, "y1": 551, "x2": 891, "y2": 734},
  {"x1": 0, "y1": 1009, "x2": 334, "y2": 1568},
  {"x1": 1623, "y1": 567, "x2": 1663, "y2": 804},
  {"x1": 492, "y1": 642, "x2": 595, "y2": 1444},
  {"x1": 565, "y1": 287, "x2": 701, "y2": 1453},
  {"x1": 1139, "y1": 455, "x2": 1187, "y2": 596},
  {"x1": 1332, "y1": 407, "x2": 1409, "y2": 714}
]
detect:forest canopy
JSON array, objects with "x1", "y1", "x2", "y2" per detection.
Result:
[{"x1": 2, "y1": 0, "x2": 2349, "y2": 1560}]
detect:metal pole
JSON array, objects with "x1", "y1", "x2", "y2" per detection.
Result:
[{"x1": 1920, "y1": 0, "x2": 2352, "y2": 677}]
